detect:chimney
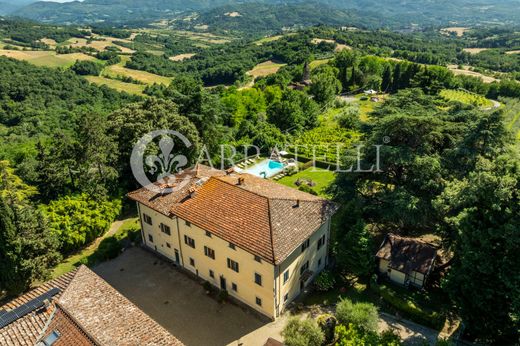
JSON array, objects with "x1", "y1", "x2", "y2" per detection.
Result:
[
  {"x1": 293, "y1": 199, "x2": 300, "y2": 208},
  {"x1": 237, "y1": 177, "x2": 245, "y2": 186}
]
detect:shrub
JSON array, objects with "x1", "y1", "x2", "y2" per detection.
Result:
[
  {"x1": 97, "y1": 237, "x2": 122, "y2": 260},
  {"x1": 375, "y1": 285, "x2": 443, "y2": 329},
  {"x1": 317, "y1": 314, "x2": 336, "y2": 344},
  {"x1": 336, "y1": 106, "x2": 361, "y2": 129},
  {"x1": 71, "y1": 60, "x2": 103, "y2": 76},
  {"x1": 217, "y1": 289, "x2": 228, "y2": 303},
  {"x1": 282, "y1": 317, "x2": 325, "y2": 346},
  {"x1": 298, "y1": 184, "x2": 318, "y2": 195},
  {"x1": 314, "y1": 271, "x2": 336, "y2": 292},
  {"x1": 335, "y1": 298, "x2": 379, "y2": 332},
  {"x1": 203, "y1": 281, "x2": 212, "y2": 292}
]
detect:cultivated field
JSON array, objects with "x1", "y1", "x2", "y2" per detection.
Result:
[
  {"x1": 463, "y1": 48, "x2": 489, "y2": 54},
  {"x1": 169, "y1": 53, "x2": 196, "y2": 61},
  {"x1": 447, "y1": 65, "x2": 498, "y2": 83},
  {"x1": 247, "y1": 60, "x2": 286, "y2": 78},
  {"x1": 0, "y1": 50, "x2": 97, "y2": 67},
  {"x1": 84, "y1": 76, "x2": 145, "y2": 95},
  {"x1": 104, "y1": 62, "x2": 172, "y2": 85},
  {"x1": 63, "y1": 37, "x2": 135, "y2": 54},
  {"x1": 441, "y1": 27, "x2": 470, "y2": 37},
  {"x1": 312, "y1": 38, "x2": 351, "y2": 52}
]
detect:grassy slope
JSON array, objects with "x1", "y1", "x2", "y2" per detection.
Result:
[{"x1": 51, "y1": 218, "x2": 139, "y2": 279}]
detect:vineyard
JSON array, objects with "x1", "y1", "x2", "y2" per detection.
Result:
[{"x1": 439, "y1": 89, "x2": 493, "y2": 108}]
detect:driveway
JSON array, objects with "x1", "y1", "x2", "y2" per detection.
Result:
[{"x1": 93, "y1": 247, "x2": 267, "y2": 346}]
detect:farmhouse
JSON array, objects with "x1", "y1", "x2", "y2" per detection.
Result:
[
  {"x1": 127, "y1": 164, "x2": 338, "y2": 319},
  {"x1": 376, "y1": 233, "x2": 437, "y2": 288},
  {"x1": 0, "y1": 266, "x2": 182, "y2": 346}
]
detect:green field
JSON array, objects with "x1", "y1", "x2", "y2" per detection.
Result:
[
  {"x1": 277, "y1": 167, "x2": 336, "y2": 197},
  {"x1": 0, "y1": 50, "x2": 98, "y2": 68},
  {"x1": 103, "y1": 56, "x2": 172, "y2": 85},
  {"x1": 440, "y1": 89, "x2": 493, "y2": 108},
  {"x1": 85, "y1": 76, "x2": 145, "y2": 95}
]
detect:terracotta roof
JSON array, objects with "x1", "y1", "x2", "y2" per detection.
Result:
[
  {"x1": 127, "y1": 164, "x2": 226, "y2": 215},
  {"x1": 0, "y1": 266, "x2": 183, "y2": 346},
  {"x1": 0, "y1": 268, "x2": 79, "y2": 346},
  {"x1": 39, "y1": 306, "x2": 97, "y2": 346},
  {"x1": 376, "y1": 234, "x2": 437, "y2": 274},
  {"x1": 58, "y1": 265, "x2": 183, "y2": 346},
  {"x1": 129, "y1": 168, "x2": 338, "y2": 264}
]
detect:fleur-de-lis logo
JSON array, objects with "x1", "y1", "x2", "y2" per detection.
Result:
[
  {"x1": 131, "y1": 130, "x2": 192, "y2": 193},
  {"x1": 145, "y1": 136, "x2": 188, "y2": 180}
]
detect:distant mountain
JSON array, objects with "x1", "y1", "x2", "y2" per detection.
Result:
[
  {"x1": 0, "y1": 0, "x2": 35, "y2": 15},
  {"x1": 12, "y1": 0, "x2": 520, "y2": 27},
  {"x1": 14, "y1": 0, "x2": 243, "y2": 24},
  {"x1": 178, "y1": 2, "x2": 381, "y2": 33}
]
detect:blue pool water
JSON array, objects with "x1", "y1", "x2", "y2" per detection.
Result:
[{"x1": 244, "y1": 159, "x2": 284, "y2": 178}]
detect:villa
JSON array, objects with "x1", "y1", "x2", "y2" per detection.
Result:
[{"x1": 127, "y1": 164, "x2": 338, "y2": 319}]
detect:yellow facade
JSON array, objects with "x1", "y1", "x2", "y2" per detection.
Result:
[
  {"x1": 136, "y1": 202, "x2": 330, "y2": 319},
  {"x1": 275, "y1": 222, "x2": 329, "y2": 315}
]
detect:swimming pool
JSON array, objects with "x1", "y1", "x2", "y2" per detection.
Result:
[{"x1": 244, "y1": 159, "x2": 285, "y2": 178}]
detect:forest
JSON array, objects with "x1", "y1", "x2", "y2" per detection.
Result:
[{"x1": 0, "y1": 17, "x2": 519, "y2": 344}]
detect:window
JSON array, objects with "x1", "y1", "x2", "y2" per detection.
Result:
[
  {"x1": 184, "y1": 235, "x2": 195, "y2": 248},
  {"x1": 254, "y1": 255, "x2": 262, "y2": 263},
  {"x1": 254, "y1": 273, "x2": 262, "y2": 286},
  {"x1": 284, "y1": 293, "x2": 289, "y2": 302},
  {"x1": 205, "y1": 230, "x2": 212, "y2": 238},
  {"x1": 256, "y1": 297, "x2": 262, "y2": 306},
  {"x1": 160, "y1": 223, "x2": 171, "y2": 235},
  {"x1": 148, "y1": 234, "x2": 154, "y2": 243},
  {"x1": 189, "y1": 258, "x2": 195, "y2": 266},
  {"x1": 209, "y1": 270, "x2": 214, "y2": 278},
  {"x1": 41, "y1": 330, "x2": 60, "y2": 346},
  {"x1": 185, "y1": 220, "x2": 191, "y2": 227},
  {"x1": 300, "y1": 261, "x2": 309, "y2": 275},
  {"x1": 232, "y1": 283, "x2": 237, "y2": 292},
  {"x1": 166, "y1": 242, "x2": 171, "y2": 248},
  {"x1": 301, "y1": 239, "x2": 310, "y2": 252},
  {"x1": 317, "y1": 234, "x2": 326, "y2": 250},
  {"x1": 318, "y1": 258, "x2": 322, "y2": 267},
  {"x1": 204, "y1": 246, "x2": 215, "y2": 259},
  {"x1": 228, "y1": 242, "x2": 236, "y2": 250},
  {"x1": 283, "y1": 270, "x2": 289, "y2": 284},
  {"x1": 227, "y1": 258, "x2": 239, "y2": 272},
  {"x1": 143, "y1": 213, "x2": 153, "y2": 225}
]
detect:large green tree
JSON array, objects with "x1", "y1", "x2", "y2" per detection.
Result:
[
  {"x1": 0, "y1": 161, "x2": 60, "y2": 296},
  {"x1": 108, "y1": 98, "x2": 201, "y2": 186},
  {"x1": 435, "y1": 153, "x2": 520, "y2": 344},
  {"x1": 310, "y1": 65, "x2": 342, "y2": 105}
]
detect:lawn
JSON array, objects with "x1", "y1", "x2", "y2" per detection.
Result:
[
  {"x1": 277, "y1": 167, "x2": 336, "y2": 197},
  {"x1": 50, "y1": 218, "x2": 139, "y2": 279}
]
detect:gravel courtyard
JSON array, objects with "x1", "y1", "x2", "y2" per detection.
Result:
[{"x1": 93, "y1": 247, "x2": 267, "y2": 346}]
